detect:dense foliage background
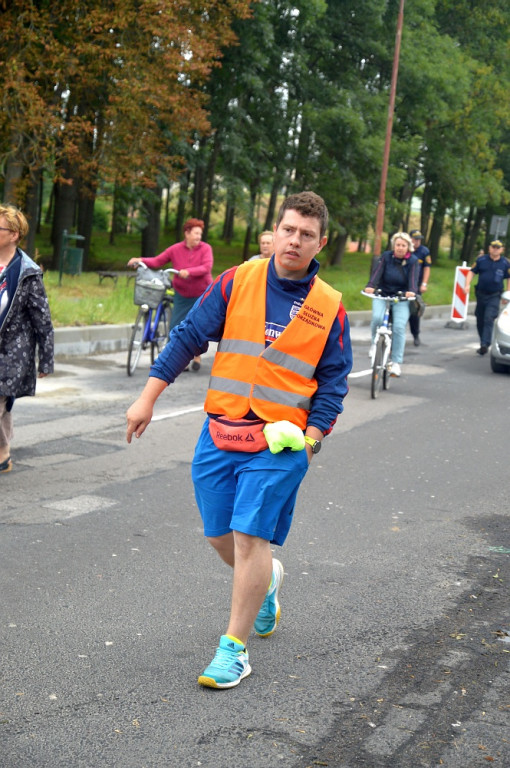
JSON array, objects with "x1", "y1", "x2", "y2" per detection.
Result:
[{"x1": 2, "y1": 0, "x2": 510, "y2": 268}]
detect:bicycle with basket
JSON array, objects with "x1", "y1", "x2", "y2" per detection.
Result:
[
  {"x1": 127, "y1": 263, "x2": 178, "y2": 376},
  {"x1": 361, "y1": 290, "x2": 414, "y2": 399}
]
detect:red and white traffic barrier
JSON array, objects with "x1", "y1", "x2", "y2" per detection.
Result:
[{"x1": 450, "y1": 262, "x2": 471, "y2": 322}]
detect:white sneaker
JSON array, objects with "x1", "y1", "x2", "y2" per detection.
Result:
[
  {"x1": 369, "y1": 343, "x2": 376, "y2": 359},
  {"x1": 390, "y1": 362, "x2": 401, "y2": 377}
]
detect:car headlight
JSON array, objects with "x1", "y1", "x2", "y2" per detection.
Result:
[{"x1": 497, "y1": 307, "x2": 510, "y2": 333}]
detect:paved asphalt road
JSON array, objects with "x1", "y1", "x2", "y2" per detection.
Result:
[{"x1": 1, "y1": 313, "x2": 509, "y2": 768}]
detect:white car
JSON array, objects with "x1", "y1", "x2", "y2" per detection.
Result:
[{"x1": 490, "y1": 290, "x2": 510, "y2": 373}]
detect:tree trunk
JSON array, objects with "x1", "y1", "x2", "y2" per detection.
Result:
[
  {"x1": 175, "y1": 172, "x2": 190, "y2": 241},
  {"x1": 203, "y1": 131, "x2": 221, "y2": 241},
  {"x1": 193, "y1": 137, "x2": 207, "y2": 218},
  {"x1": 3, "y1": 152, "x2": 25, "y2": 204},
  {"x1": 141, "y1": 186, "x2": 163, "y2": 258},
  {"x1": 23, "y1": 170, "x2": 42, "y2": 257},
  {"x1": 465, "y1": 208, "x2": 485, "y2": 263},
  {"x1": 294, "y1": 113, "x2": 311, "y2": 189},
  {"x1": 460, "y1": 206, "x2": 484, "y2": 263},
  {"x1": 328, "y1": 232, "x2": 348, "y2": 267},
  {"x1": 164, "y1": 185, "x2": 171, "y2": 232},
  {"x1": 399, "y1": 179, "x2": 413, "y2": 231},
  {"x1": 460, "y1": 206, "x2": 475, "y2": 262},
  {"x1": 449, "y1": 206, "x2": 456, "y2": 260},
  {"x1": 110, "y1": 182, "x2": 130, "y2": 244},
  {"x1": 45, "y1": 184, "x2": 54, "y2": 225},
  {"x1": 265, "y1": 177, "x2": 281, "y2": 230},
  {"x1": 223, "y1": 194, "x2": 235, "y2": 243},
  {"x1": 77, "y1": 184, "x2": 96, "y2": 269},
  {"x1": 421, "y1": 182, "x2": 433, "y2": 239},
  {"x1": 37, "y1": 173, "x2": 44, "y2": 233},
  {"x1": 51, "y1": 170, "x2": 79, "y2": 270},
  {"x1": 242, "y1": 183, "x2": 258, "y2": 261},
  {"x1": 109, "y1": 184, "x2": 118, "y2": 245},
  {"x1": 428, "y1": 203, "x2": 445, "y2": 263}
]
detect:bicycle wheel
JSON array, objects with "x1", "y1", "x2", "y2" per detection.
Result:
[
  {"x1": 371, "y1": 337, "x2": 385, "y2": 399},
  {"x1": 151, "y1": 302, "x2": 171, "y2": 364},
  {"x1": 127, "y1": 308, "x2": 146, "y2": 376},
  {"x1": 383, "y1": 339, "x2": 392, "y2": 390}
]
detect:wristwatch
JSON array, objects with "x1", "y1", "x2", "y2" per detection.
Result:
[{"x1": 304, "y1": 436, "x2": 322, "y2": 454}]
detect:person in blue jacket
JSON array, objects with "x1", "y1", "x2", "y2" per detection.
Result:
[
  {"x1": 463, "y1": 239, "x2": 510, "y2": 355},
  {"x1": 408, "y1": 229, "x2": 432, "y2": 346},
  {"x1": 364, "y1": 231, "x2": 419, "y2": 377},
  {"x1": 126, "y1": 191, "x2": 352, "y2": 690}
]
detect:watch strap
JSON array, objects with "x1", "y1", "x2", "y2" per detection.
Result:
[{"x1": 304, "y1": 435, "x2": 321, "y2": 453}]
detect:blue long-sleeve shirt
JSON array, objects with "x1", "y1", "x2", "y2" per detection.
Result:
[{"x1": 150, "y1": 256, "x2": 352, "y2": 435}]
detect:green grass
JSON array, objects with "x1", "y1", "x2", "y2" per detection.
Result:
[
  {"x1": 316, "y1": 252, "x2": 456, "y2": 310},
  {"x1": 44, "y1": 271, "x2": 136, "y2": 326},
  {"x1": 39, "y1": 228, "x2": 458, "y2": 326}
]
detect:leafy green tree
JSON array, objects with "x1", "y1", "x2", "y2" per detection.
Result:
[{"x1": 0, "y1": 0, "x2": 252, "y2": 263}]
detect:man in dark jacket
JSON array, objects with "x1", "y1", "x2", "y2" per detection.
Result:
[
  {"x1": 0, "y1": 204, "x2": 54, "y2": 473},
  {"x1": 408, "y1": 229, "x2": 431, "y2": 346},
  {"x1": 464, "y1": 239, "x2": 510, "y2": 355}
]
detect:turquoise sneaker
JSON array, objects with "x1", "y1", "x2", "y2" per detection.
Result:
[
  {"x1": 254, "y1": 558, "x2": 284, "y2": 637},
  {"x1": 198, "y1": 635, "x2": 251, "y2": 689}
]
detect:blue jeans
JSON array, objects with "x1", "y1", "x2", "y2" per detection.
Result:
[{"x1": 371, "y1": 300, "x2": 410, "y2": 364}]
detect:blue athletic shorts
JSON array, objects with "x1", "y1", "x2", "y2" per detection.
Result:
[{"x1": 191, "y1": 419, "x2": 310, "y2": 546}]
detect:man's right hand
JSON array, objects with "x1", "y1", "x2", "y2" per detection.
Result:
[{"x1": 126, "y1": 399, "x2": 154, "y2": 443}]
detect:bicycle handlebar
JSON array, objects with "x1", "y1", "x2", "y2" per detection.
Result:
[
  {"x1": 361, "y1": 290, "x2": 415, "y2": 302},
  {"x1": 135, "y1": 262, "x2": 179, "y2": 276}
]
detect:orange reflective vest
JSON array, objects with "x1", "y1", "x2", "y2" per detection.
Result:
[{"x1": 204, "y1": 259, "x2": 342, "y2": 429}]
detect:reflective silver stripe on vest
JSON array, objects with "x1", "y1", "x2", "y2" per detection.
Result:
[
  {"x1": 208, "y1": 376, "x2": 253, "y2": 397},
  {"x1": 262, "y1": 346, "x2": 315, "y2": 378},
  {"x1": 217, "y1": 338, "x2": 265, "y2": 356},
  {"x1": 252, "y1": 384, "x2": 311, "y2": 411}
]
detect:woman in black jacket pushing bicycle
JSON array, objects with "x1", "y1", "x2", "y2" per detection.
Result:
[{"x1": 364, "y1": 231, "x2": 419, "y2": 377}]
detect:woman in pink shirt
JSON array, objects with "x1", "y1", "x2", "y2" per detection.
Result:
[{"x1": 128, "y1": 218, "x2": 213, "y2": 370}]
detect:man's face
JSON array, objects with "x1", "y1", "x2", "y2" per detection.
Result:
[
  {"x1": 273, "y1": 210, "x2": 327, "y2": 279},
  {"x1": 411, "y1": 237, "x2": 421, "y2": 250},
  {"x1": 184, "y1": 226, "x2": 203, "y2": 248},
  {"x1": 259, "y1": 234, "x2": 273, "y2": 258},
  {"x1": 489, "y1": 244, "x2": 503, "y2": 260}
]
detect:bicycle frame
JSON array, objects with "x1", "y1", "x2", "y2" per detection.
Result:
[
  {"x1": 127, "y1": 265, "x2": 178, "y2": 376},
  {"x1": 140, "y1": 300, "x2": 167, "y2": 344},
  {"x1": 361, "y1": 291, "x2": 412, "y2": 398}
]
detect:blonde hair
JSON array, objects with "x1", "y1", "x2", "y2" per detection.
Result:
[
  {"x1": 0, "y1": 204, "x2": 29, "y2": 242},
  {"x1": 390, "y1": 231, "x2": 413, "y2": 252},
  {"x1": 258, "y1": 230, "x2": 273, "y2": 245}
]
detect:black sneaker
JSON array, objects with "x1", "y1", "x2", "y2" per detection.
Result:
[
  {"x1": 0, "y1": 457, "x2": 12, "y2": 473},
  {"x1": 413, "y1": 336, "x2": 421, "y2": 347},
  {"x1": 477, "y1": 345, "x2": 488, "y2": 355}
]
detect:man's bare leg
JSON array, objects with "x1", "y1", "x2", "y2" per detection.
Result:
[
  {"x1": 226, "y1": 531, "x2": 272, "y2": 646},
  {"x1": 207, "y1": 531, "x2": 273, "y2": 645},
  {"x1": 207, "y1": 532, "x2": 235, "y2": 567}
]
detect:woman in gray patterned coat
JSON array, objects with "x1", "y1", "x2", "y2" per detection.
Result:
[{"x1": 0, "y1": 204, "x2": 54, "y2": 474}]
